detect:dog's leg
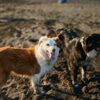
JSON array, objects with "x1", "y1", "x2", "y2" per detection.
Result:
[
  {"x1": 70, "y1": 63, "x2": 79, "y2": 87},
  {"x1": 31, "y1": 74, "x2": 41, "y2": 94},
  {"x1": 69, "y1": 62, "x2": 81, "y2": 94},
  {"x1": 73, "y1": 68, "x2": 79, "y2": 87},
  {"x1": 81, "y1": 67, "x2": 86, "y2": 81},
  {"x1": 0, "y1": 70, "x2": 9, "y2": 100},
  {"x1": 80, "y1": 61, "x2": 88, "y2": 85},
  {"x1": 81, "y1": 65, "x2": 87, "y2": 85},
  {"x1": 0, "y1": 70, "x2": 9, "y2": 88}
]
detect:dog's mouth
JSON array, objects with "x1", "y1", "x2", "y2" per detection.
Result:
[{"x1": 47, "y1": 52, "x2": 55, "y2": 60}]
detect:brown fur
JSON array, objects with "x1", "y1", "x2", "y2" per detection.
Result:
[
  {"x1": 67, "y1": 40, "x2": 86, "y2": 85},
  {"x1": 0, "y1": 47, "x2": 40, "y2": 88}
]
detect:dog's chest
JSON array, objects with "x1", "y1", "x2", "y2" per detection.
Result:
[
  {"x1": 35, "y1": 46, "x2": 55, "y2": 76},
  {"x1": 87, "y1": 49, "x2": 97, "y2": 58},
  {"x1": 39, "y1": 61, "x2": 53, "y2": 76}
]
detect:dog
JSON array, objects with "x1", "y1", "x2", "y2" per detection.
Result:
[
  {"x1": 0, "y1": 34, "x2": 63, "y2": 94},
  {"x1": 47, "y1": 31, "x2": 100, "y2": 90},
  {"x1": 64, "y1": 33, "x2": 100, "y2": 88}
]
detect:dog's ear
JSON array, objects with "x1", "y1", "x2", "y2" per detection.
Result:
[
  {"x1": 85, "y1": 36, "x2": 95, "y2": 50},
  {"x1": 57, "y1": 34, "x2": 64, "y2": 41},
  {"x1": 38, "y1": 36, "x2": 48, "y2": 44},
  {"x1": 47, "y1": 30, "x2": 57, "y2": 38},
  {"x1": 52, "y1": 34, "x2": 65, "y2": 51},
  {"x1": 85, "y1": 34, "x2": 100, "y2": 50},
  {"x1": 53, "y1": 34, "x2": 64, "y2": 42}
]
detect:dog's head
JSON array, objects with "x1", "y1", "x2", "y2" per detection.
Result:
[
  {"x1": 80, "y1": 34, "x2": 100, "y2": 59},
  {"x1": 47, "y1": 30, "x2": 65, "y2": 52},
  {"x1": 38, "y1": 35, "x2": 62, "y2": 61}
]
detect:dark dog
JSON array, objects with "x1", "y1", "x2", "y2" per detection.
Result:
[
  {"x1": 65, "y1": 33, "x2": 100, "y2": 88},
  {"x1": 47, "y1": 31, "x2": 100, "y2": 90}
]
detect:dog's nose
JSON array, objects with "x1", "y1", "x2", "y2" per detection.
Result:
[{"x1": 52, "y1": 49, "x2": 55, "y2": 52}]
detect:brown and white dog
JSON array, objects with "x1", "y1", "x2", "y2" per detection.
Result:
[
  {"x1": 63, "y1": 33, "x2": 100, "y2": 88},
  {"x1": 0, "y1": 35, "x2": 63, "y2": 94}
]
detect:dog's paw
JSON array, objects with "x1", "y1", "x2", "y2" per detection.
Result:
[
  {"x1": 33, "y1": 89, "x2": 40, "y2": 95},
  {"x1": 74, "y1": 83, "x2": 80, "y2": 88},
  {"x1": 71, "y1": 81, "x2": 82, "y2": 94},
  {"x1": 72, "y1": 81, "x2": 79, "y2": 87},
  {"x1": 32, "y1": 86, "x2": 40, "y2": 95},
  {"x1": 33, "y1": 87, "x2": 45, "y2": 95},
  {"x1": 35, "y1": 90, "x2": 45, "y2": 94}
]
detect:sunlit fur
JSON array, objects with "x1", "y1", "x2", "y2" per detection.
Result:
[{"x1": 0, "y1": 36, "x2": 60, "y2": 94}]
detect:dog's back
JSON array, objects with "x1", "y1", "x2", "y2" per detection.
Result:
[
  {"x1": 0, "y1": 47, "x2": 40, "y2": 75},
  {"x1": 65, "y1": 38, "x2": 85, "y2": 60}
]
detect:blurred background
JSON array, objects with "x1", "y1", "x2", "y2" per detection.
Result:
[
  {"x1": 0, "y1": 0, "x2": 100, "y2": 4},
  {"x1": 0, "y1": 0, "x2": 100, "y2": 100}
]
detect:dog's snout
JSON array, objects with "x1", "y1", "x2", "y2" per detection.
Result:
[{"x1": 52, "y1": 49, "x2": 55, "y2": 52}]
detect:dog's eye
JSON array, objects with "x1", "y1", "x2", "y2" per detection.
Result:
[{"x1": 46, "y1": 44, "x2": 50, "y2": 46}]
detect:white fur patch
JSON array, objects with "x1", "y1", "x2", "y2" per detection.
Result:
[
  {"x1": 31, "y1": 37, "x2": 60, "y2": 93},
  {"x1": 81, "y1": 68, "x2": 85, "y2": 80},
  {"x1": 87, "y1": 49, "x2": 97, "y2": 59},
  {"x1": 80, "y1": 37, "x2": 85, "y2": 48}
]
